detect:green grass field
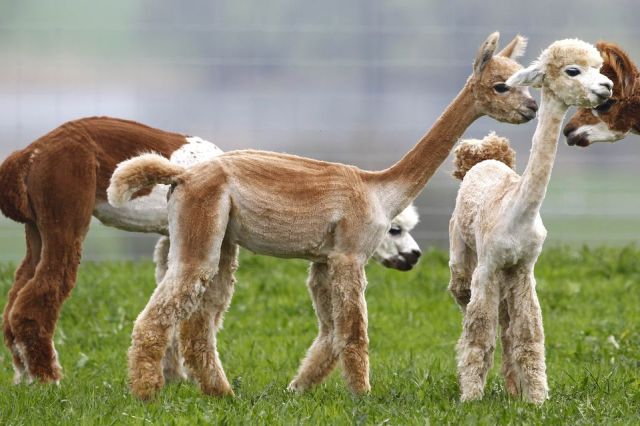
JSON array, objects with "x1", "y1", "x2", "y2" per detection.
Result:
[{"x1": 0, "y1": 247, "x2": 638, "y2": 425}]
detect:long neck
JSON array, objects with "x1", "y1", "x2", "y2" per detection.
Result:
[
  {"x1": 372, "y1": 82, "x2": 480, "y2": 217},
  {"x1": 512, "y1": 89, "x2": 567, "y2": 222}
]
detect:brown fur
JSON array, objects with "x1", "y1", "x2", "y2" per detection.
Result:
[
  {"x1": 452, "y1": 132, "x2": 516, "y2": 180},
  {"x1": 565, "y1": 42, "x2": 640, "y2": 144},
  {"x1": 111, "y1": 32, "x2": 539, "y2": 400},
  {"x1": 0, "y1": 117, "x2": 188, "y2": 383}
]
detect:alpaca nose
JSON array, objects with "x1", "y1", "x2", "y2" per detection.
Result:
[
  {"x1": 600, "y1": 81, "x2": 613, "y2": 91},
  {"x1": 400, "y1": 250, "x2": 422, "y2": 265},
  {"x1": 526, "y1": 98, "x2": 538, "y2": 112},
  {"x1": 563, "y1": 122, "x2": 577, "y2": 138}
]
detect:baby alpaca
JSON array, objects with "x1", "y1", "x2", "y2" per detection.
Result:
[{"x1": 448, "y1": 39, "x2": 612, "y2": 404}]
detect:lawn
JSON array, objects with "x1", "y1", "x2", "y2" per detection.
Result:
[{"x1": 0, "y1": 247, "x2": 638, "y2": 425}]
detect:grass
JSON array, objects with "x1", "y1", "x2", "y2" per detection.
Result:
[{"x1": 0, "y1": 246, "x2": 638, "y2": 425}]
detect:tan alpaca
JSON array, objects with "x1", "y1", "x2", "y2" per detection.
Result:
[
  {"x1": 448, "y1": 39, "x2": 612, "y2": 405},
  {"x1": 564, "y1": 41, "x2": 640, "y2": 146},
  {"x1": 108, "y1": 32, "x2": 539, "y2": 400}
]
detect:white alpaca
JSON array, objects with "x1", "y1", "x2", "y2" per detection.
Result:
[{"x1": 448, "y1": 39, "x2": 612, "y2": 404}]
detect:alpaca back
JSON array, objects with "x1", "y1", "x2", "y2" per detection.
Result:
[{"x1": 452, "y1": 132, "x2": 516, "y2": 180}]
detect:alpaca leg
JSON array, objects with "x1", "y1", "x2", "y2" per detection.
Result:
[
  {"x1": 8, "y1": 147, "x2": 94, "y2": 383},
  {"x1": 288, "y1": 262, "x2": 339, "y2": 392},
  {"x1": 128, "y1": 189, "x2": 231, "y2": 399},
  {"x1": 448, "y1": 222, "x2": 475, "y2": 312},
  {"x1": 2, "y1": 223, "x2": 42, "y2": 384},
  {"x1": 510, "y1": 272, "x2": 548, "y2": 404},
  {"x1": 330, "y1": 256, "x2": 370, "y2": 394},
  {"x1": 153, "y1": 237, "x2": 188, "y2": 382},
  {"x1": 456, "y1": 265, "x2": 499, "y2": 402},
  {"x1": 9, "y1": 225, "x2": 89, "y2": 383},
  {"x1": 154, "y1": 236, "x2": 170, "y2": 284},
  {"x1": 179, "y1": 238, "x2": 238, "y2": 396},
  {"x1": 499, "y1": 297, "x2": 519, "y2": 396}
]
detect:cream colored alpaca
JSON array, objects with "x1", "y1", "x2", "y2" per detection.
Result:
[
  {"x1": 448, "y1": 39, "x2": 612, "y2": 405},
  {"x1": 108, "y1": 32, "x2": 539, "y2": 400}
]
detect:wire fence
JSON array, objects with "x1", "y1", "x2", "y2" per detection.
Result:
[{"x1": 1, "y1": 0, "x2": 640, "y2": 261}]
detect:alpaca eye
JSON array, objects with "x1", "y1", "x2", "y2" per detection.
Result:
[
  {"x1": 389, "y1": 226, "x2": 402, "y2": 236},
  {"x1": 565, "y1": 67, "x2": 581, "y2": 77},
  {"x1": 594, "y1": 98, "x2": 617, "y2": 113},
  {"x1": 493, "y1": 83, "x2": 509, "y2": 93}
]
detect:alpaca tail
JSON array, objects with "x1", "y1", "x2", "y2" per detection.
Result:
[
  {"x1": 0, "y1": 149, "x2": 35, "y2": 223},
  {"x1": 107, "y1": 153, "x2": 185, "y2": 207},
  {"x1": 452, "y1": 132, "x2": 516, "y2": 180}
]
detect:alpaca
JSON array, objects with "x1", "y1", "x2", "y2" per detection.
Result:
[
  {"x1": 0, "y1": 117, "x2": 218, "y2": 384},
  {"x1": 156, "y1": 203, "x2": 422, "y2": 382},
  {"x1": 0, "y1": 117, "x2": 422, "y2": 385},
  {"x1": 107, "y1": 32, "x2": 539, "y2": 399},
  {"x1": 447, "y1": 39, "x2": 612, "y2": 405},
  {"x1": 564, "y1": 42, "x2": 640, "y2": 146}
]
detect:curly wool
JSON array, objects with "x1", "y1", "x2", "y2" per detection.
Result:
[{"x1": 452, "y1": 132, "x2": 516, "y2": 180}]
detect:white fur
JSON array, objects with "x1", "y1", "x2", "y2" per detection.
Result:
[
  {"x1": 372, "y1": 205, "x2": 421, "y2": 270},
  {"x1": 573, "y1": 121, "x2": 629, "y2": 144}
]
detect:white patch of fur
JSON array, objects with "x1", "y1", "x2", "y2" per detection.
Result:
[
  {"x1": 174, "y1": 137, "x2": 224, "y2": 166},
  {"x1": 14, "y1": 342, "x2": 33, "y2": 384},
  {"x1": 575, "y1": 121, "x2": 629, "y2": 144}
]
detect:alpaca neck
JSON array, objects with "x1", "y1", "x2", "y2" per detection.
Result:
[
  {"x1": 512, "y1": 89, "x2": 567, "y2": 222},
  {"x1": 373, "y1": 82, "x2": 480, "y2": 218}
]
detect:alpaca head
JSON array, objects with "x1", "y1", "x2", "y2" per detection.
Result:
[
  {"x1": 373, "y1": 204, "x2": 421, "y2": 271},
  {"x1": 469, "y1": 32, "x2": 539, "y2": 124},
  {"x1": 564, "y1": 42, "x2": 640, "y2": 146},
  {"x1": 507, "y1": 39, "x2": 613, "y2": 109}
]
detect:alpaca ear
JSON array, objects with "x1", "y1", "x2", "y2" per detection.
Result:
[
  {"x1": 473, "y1": 32, "x2": 500, "y2": 76},
  {"x1": 498, "y1": 35, "x2": 527, "y2": 60},
  {"x1": 506, "y1": 62, "x2": 544, "y2": 88},
  {"x1": 597, "y1": 41, "x2": 637, "y2": 98}
]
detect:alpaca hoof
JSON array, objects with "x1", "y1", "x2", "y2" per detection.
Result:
[
  {"x1": 130, "y1": 375, "x2": 164, "y2": 401},
  {"x1": 129, "y1": 362, "x2": 164, "y2": 400},
  {"x1": 460, "y1": 384, "x2": 484, "y2": 402},
  {"x1": 29, "y1": 360, "x2": 62, "y2": 384},
  {"x1": 525, "y1": 387, "x2": 549, "y2": 405},
  {"x1": 348, "y1": 379, "x2": 371, "y2": 396},
  {"x1": 202, "y1": 382, "x2": 235, "y2": 397},
  {"x1": 286, "y1": 379, "x2": 308, "y2": 393}
]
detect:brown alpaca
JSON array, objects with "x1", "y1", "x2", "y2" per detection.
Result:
[
  {"x1": 0, "y1": 117, "x2": 421, "y2": 385},
  {"x1": 564, "y1": 42, "x2": 640, "y2": 146},
  {"x1": 108, "y1": 32, "x2": 539, "y2": 399},
  {"x1": 0, "y1": 117, "x2": 224, "y2": 384}
]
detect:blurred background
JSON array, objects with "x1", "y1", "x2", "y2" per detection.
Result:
[{"x1": 0, "y1": 0, "x2": 639, "y2": 261}]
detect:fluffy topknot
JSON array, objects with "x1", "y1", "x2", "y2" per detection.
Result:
[
  {"x1": 452, "y1": 132, "x2": 516, "y2": 180},
  {"x1": 538, "y1": 38, "x2": 603, "y2": 69}
]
